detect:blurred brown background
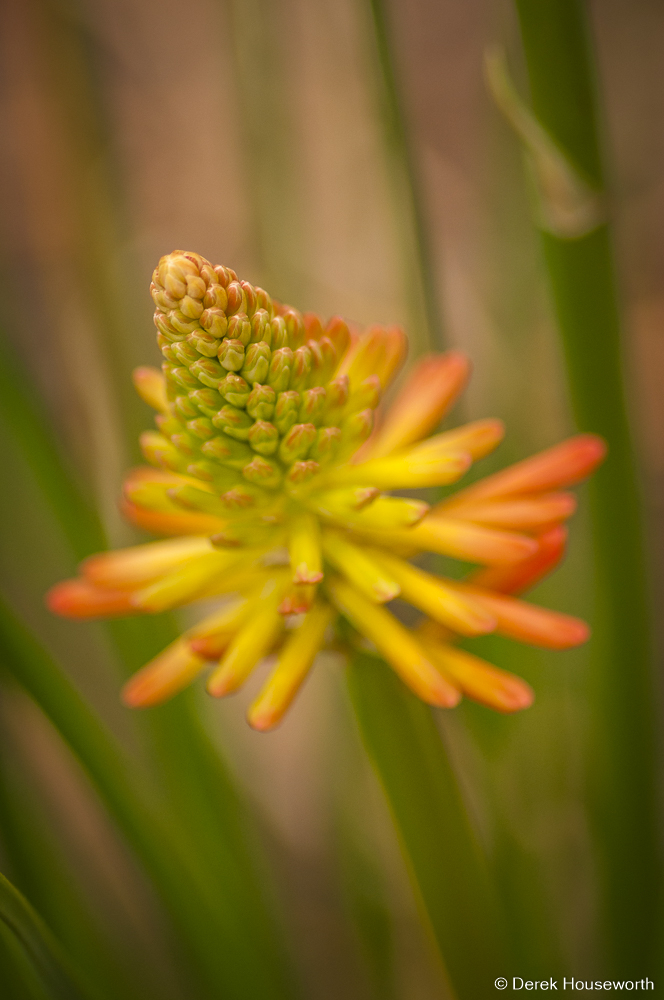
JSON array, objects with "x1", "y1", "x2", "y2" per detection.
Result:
[{"x1": 0, "y1": 0, "x2": 662, "y2": 996}]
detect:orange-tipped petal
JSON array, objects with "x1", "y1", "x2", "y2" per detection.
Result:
[
  {"x1": 443, "y1": 434, "x2": 607, "y2": 508},
  {"x1": 47, "y1": 579, "x2": 139, "y2": 620},
  {"x1": 420, "y1": 637, "x2": 534, "y2": 713},
  {"x1": 322, "y1": 450, "x2": 472, "y2": 490},
  {"x1": 439, "y1": 492, "x2": 577, "y2": 531},
  {"x1": 247, "y1": 601, "x2": 337, "y2": 731},
  {"x1": 470, "y1": 527, "x2": 568, "y2": 595},
  {"x1": 408, "y1": 518, "x2": 539, "y2": 565},
  {"x1": 367, "y1": 352, "x2": 470, "y2": 459},
  {"x1": 130, "y1": 550, "x2": 242, "y2": 612},
  {"x1": 206, "y1": 574, "x2": 289, "y2": 697},
  {"x1": 133, "y1": 366, "x2": 169, "y2": 412},
  {"x1": 369, "y1": 551, "x2": 497, "y2": 636},
  {"x1": 326, "y1": 576, "x2": 460, "y2": 707},
  {"x1": 186, "y1": 596, "x2": 252, "y2": 658},
  {"x1": 120, "y1": 499, "x2": 226, "y2": 537},
  {"x1": 409, "y1": 419, "x2": 505, "y2": 462},
  {"x1": 122, "y1": 639, "x2": 206, "y2": 708},
  {"x1": 337, "y1": 325, "x2": 407, "y2": 391},
  {"x1": 445, "y1": 580, "x2": 590, "y2": 649},
  {"x1": 82, "y1": 537, "x2": 214, "y2": 591},
  {"x1": 288, "y1": 512, "x2": 323, "y2": 584}
]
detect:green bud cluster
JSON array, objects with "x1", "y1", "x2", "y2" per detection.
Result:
[{"x1": 149, "y1": 251, "x2": 374, "y2": 501}]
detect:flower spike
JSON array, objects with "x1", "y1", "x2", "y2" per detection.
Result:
[{"x1": 47, "y1": 250, "x2": 604, "y2": 726}]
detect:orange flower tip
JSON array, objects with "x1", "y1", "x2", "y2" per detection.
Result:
[
  {"x1": 246, "y1": 706, "x2": 281, "y2": 732},
  {"x1": 132, "y1": 366, "x2": 168, "y2": 412},
  {"x1": 46, "y1": 579, "x2": 135, "y2": 620},
  {"x1": 121, "y1": 677, "x2": 164, "y2": 709},
  {"x1": 292, "y1": 565, "x2": 324, "y2": 585},
  {"x1": 374, "y1": 581, "x2": 401, "y2": 603},
  {"x1": 205, "y1": 674, "x2": 237, "y2": 698},
  {"x1": 557, "y1": 619, "x2": 591, "y2": 649},
  {"x1": 188, "y1": 636, "x2": 226, "y2": 659},
  {"x1": 500, "y1": 680, "x2": 535, "y2": 713},
  {"x1": 429, "y1": 678, "x2": 463, "y2": 709}
]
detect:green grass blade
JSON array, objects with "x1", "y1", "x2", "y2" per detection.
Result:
[
  {"x1": 365, "y1": 0, "x2": 442, "y2": 351},
  {"x1": 513, "y1": 0, "x2": 661, "y2": 971},
  {"x1": 0, "y1": 599, "x2": 292, "y2": 999},
  {"x1": 347, "y1": 653, "x2": 507, "y2": 999},
  {"x1": 0, "y1": 870, "x2": 96, "y2": 1000}
]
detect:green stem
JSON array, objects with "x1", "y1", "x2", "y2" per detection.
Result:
[
  {"x1": 0, "y1": 600, "x2": 291, "y2": 1000},
  {"x1": 348, "y1": 654, "x2": 507, "y2": 999},
  {"x1": 514, "y1": 0, "x2": 661, "y2": 971},
  {"x1": 366, "y1": 0, "x2": 442, "y2": 351},
  {"x1": 0, "y1": 870, "x2": 96, "y2": 1000}
]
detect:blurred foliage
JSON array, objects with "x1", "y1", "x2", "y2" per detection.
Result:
[{"x1": 0, "y1": 0, "x2": 661, "y2": 996}]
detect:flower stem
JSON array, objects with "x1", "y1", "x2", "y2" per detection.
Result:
[
  {"x1": 514, "y1": 0, "x2": 661, "y2": 971},
  {"x1": 0, "y1": 869, "x2": 95, "y2": 1000},
  {"x1": 366, "y1": 0, "x2": 443, "y2": 351},
  {"x1": 347, "y1": 653, "x2": 507, "y2": 998}
]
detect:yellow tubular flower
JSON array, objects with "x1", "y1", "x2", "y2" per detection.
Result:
[{"x1": 47, "y1": 250, "x2": 607, "y2": 729}]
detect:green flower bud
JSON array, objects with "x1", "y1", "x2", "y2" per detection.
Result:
[
  {"x1": 185, "y1": 417, "x2": 215, "y2": 440},
  {"x1": 168, "y1": 309, "x2": 200, "y2": 335},
  {"x1": 220, "y1": 483, "x2": 265, "y2": 510},
  {"x1": 166, "y1": 364, "x2": 200, "y2": 390},
  {"x1": 281, "y1": 307, "x2": 306, "y2": 348},
  {"x1": 306, "y1": 339, "x2": 324, "y2": 387},
  {"x1": 241, "y1": 342, "x2": 271, "y2": 385},
  {"x1": 225, "y1": 281, "x2": 246, "y2": 315},
  {"x1": 203, "y1": 284, "x2": 228, "y2": 310},
  {"x1": 274, "y1": 391, "x2": 300, "y2": 434},
  {"x1": 337, "y1": 408, "x2": 373, "y2": 462},
  {"x1": 190, "y1": 357, "x2": 225, "y2": 388},
  {"x1": 323, "y1": 316, "x2": 351, "y2": 357},
  {"x1": 200, "y1": 309, "x2": 228, "y2": 339},
  {"x1": 155, "y1": 414, "x2": 182, "y2": 437},
  {"x1": 179, "y1": 295, "x2": 204, "y2": 320},
  {"x1": 346, "y1": 374, "x2": 382, "y2": 414},
  {"x1": 250, "y1": 309, "x2": 271, "y2": 345},
  {"x1": 309, "y1": 426, "x2": 341, "y2": 465},
  {"x1": 267, "y1": 347, "x2": 293, "y2": 392},
  {"x1": 317, "y1": 337, "x2": 338, "y2": 384},
  {"x1": 140, "y1": 431, "x2": 186, "y2": 472},
  {"x1": 212, "y1": 404, "x2": 253, "y2": 440},
  {"x1": 286, "y1": 460, "x2": 320, "y2": 484},
  {"x1": 270, "y1": 316, "x2": 289, "y2": 350},
  {"x1": 189, "y1": 387, "x2": 224, "y2": 416},
  {"x1": 171, "y1": 340, "x2": 200, "y2": 366},
  {"x1": 157, "y1": 333, "x2": 177, "y2": 362},
  {"x1": 174, "y1": 395, "x2": 199, "y2": 419},
  {"x1": 185, "y1": 459, "x2": 219, "y2": 482},
  {"x1": 279, "y1": 422, "x2": 317, "y2": 464},
  {"x1": 154, "y1": 312, "x2": 182, "y2": 340},
  {"x1": 255, "y1": 287, "x2": 273, "y2": 315},
  {"x1": 188, "y1": 330, "x2": 221, "y2": 358},
  {"x1": 219, "y1": 373, "x2": 250, "y2": 407},
  {"x1": 290, "y1": 346, "x2": 312, "y2": 391},
  {"x1": 218, "y1": 338, "x2": 245, "y2": 372},
  {"x1": 248, "y1": 420, "x2": 279, "y2": 456},
  {"x1": 299, "y1": 386, "x2": 326, "y2": 426},
  {"x1": 227, "y1": 313, "x2": 251, "y2": 346},
  {"x1": 168, "y1": 484, "x2": 230, "y2": 518},
  {"x1": 201, "y1": 435, "x2": 253, "y2": 469},
  {"x1": 241, "y1": 281, "x2": 257, "y2": 316},
  {"x1": 324, "y1": 375, "x2": 349, "y2": 424},
  {"x1": 170, "y1": 431, "x2": 197, "y2": 456},
  {"x1": 213, "y1": 264, "x2": 238, "y2": 288},
  {"x1": 242, "y1": 455, "x2": 282, "y2": 489},
  {"x1": 246, "y1": 384, "x2": 276, "y2": 420}
]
